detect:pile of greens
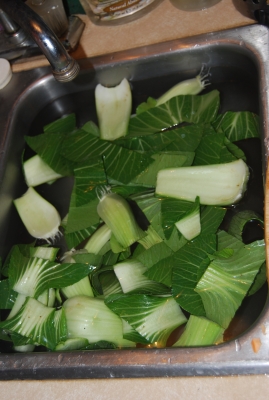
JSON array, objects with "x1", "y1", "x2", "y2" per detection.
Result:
[{"x1": 0, "y1": 76, "x2": 266, "y2": 352}]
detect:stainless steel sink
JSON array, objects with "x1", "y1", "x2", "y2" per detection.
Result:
[{"x1": 1, "y1": 23, "x2": 269, "y2": 380}]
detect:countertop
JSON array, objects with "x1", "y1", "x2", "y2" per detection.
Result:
[
  {"x1": 3, "y1": 0, "x2": 269, "y2": 398},
  {"x1": 12, "y1": 0, "x2": 254, "y2": 72}
]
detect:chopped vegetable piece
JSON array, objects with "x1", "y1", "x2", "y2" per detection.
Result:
[
  {"x1": 61, "y1": 276, "x2": 94, "y2": 299},
  {"x1": 55, "y1": 337, "x2": 89, "y2": 351},
  {"x1": 13, "y1": 187, "x2": 61, "y2": 240},
  {"x1": 95, "y1": 78, "x2": 132, "y2": 141},
  {"x1": 63, "y1": 295, "x2": 135, "y2": 347},
  {"x1": 156, "y1": 72, "x2": 209, "y2": 107},
  {"x1": 136, "y1": 70, "x2": 209, "y2": 114},
  {"x1": 156, "y1": 159, "x2": 249, "y2": 205},
  {"x1": 0, "y1": 297, "x2": 64, "y2": 350},
  {"x1": 84, "y1": 224, "x2": 112, "y2": 254},
  {"x1": 175, "y1": 200, "x2": 201, "y2": 240},
  {"x1": 8, "y1": 246, "x2": 97, "y2": 299},
  {"x1": 113, "y1": 259, "x2": 170, "y2": 295},
  {"x1": 195, "y1": 240, "x2": 265, "y2": 328},
  {"x1": 105, "y1": 293, "x2": 187, "y2": 347},
  {"x1": 173, "y1": 315, "x2": 224, "y2": 347},
  {"x1": 23, "y1": 154, "x2": 63, "y2": 187},
  {"x1": 97, "y1": 188, "x2": 146, "y2": 248}
]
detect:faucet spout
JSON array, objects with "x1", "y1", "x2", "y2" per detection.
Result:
[{"x1": 0, "y1": 0, "x2": 80, "y2": 82}]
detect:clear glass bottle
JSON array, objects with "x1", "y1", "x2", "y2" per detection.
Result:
[
  {"x1": 26, "y1": 0, "x2": 69, "y2": 37},
  {"x1": 79, "y1": 0, "x2": 162, "y2": 25}
]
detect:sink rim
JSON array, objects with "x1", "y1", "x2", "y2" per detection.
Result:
[{"x1": 1, "y1": 23, "x2": 269, "y2": 379}]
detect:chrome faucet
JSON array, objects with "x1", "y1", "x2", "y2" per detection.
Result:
[{"x1": 0, "y1": 0, "x2": 80, "y2": 82}]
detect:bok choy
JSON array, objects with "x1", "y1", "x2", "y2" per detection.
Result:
[{"x1": 0, "y1": 71, "x2": 265, "y2": 353}]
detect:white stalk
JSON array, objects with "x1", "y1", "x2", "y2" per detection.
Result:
[
  {"x1": 84, "y1": 224, "x2": 112, "y2": 254},
  {"x1": 14, "y1": 187, "x2": 61, "y2": 240},
  {"x1": 175, "y1": 210, "x2": 201, "y2": 241},
  {"x1": 156, "y1": 159, "x2": 249, "y2": 206},
  {"x1": 24, "y1": 155, "x2": 62, "y2": 187},
  {"x1": 156, "y1": 69, "x2": 209, "y2": 107},
  {"x1": 95, "y1": 78, "x2": 132, "y2": 141},
  {"x1": 97, "y1": 189, "x2": 145, "y2": 248}
]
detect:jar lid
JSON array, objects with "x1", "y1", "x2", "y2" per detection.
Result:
[{"x1": 0, "y1": 58, "x2": 12, "y2": 90}]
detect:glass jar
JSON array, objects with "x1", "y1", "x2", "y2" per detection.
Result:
[
  {"x1": 26, "y1": 0, "x2": 69, "y2": 37},
  {"x1": 79, "y1": 0, "x2": 162, "y2": 25}
]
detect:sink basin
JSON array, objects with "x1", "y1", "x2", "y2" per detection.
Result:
[{"x1": 1, "y1": 23, "x2": 269, "y2": 380}]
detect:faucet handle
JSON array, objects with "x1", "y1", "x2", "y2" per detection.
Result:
[
  {"x1": 0, "y1": 9, "x2": 28, "y2": 45},
  {"x1": 0, "y1": 0, "x2": 80, "y2": 82}
]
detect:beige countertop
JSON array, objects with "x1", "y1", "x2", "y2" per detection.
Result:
[
  {"x1": 3, "y1": 0, "x2": 269, "y2": 398},
  {"x1": 12, "y1": 0, "x2": 254, "y2": 72}
]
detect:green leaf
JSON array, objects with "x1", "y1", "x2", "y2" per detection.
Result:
[
  {"x1": 164, "y1": 226, "x2": 187, "y2": 252},
  {"x1": 172, "y1": 234, "x2": 217, "y2": 315},
  {"x1": 72, "y1": 252, "x2": 103, "y2": 266},
  {"x1": 173, "y1": 315, "x2": 224, "y2": 347},
  {"x1": 54, "y1": 307, "x2": 67, "y2": 344},
  {"x1": 200, "y1": 206, "x2": 227, "y2": 235},
  {"x1": 64, "y1": 223, "x2": 100, "y2": 250},
  {"x1": 217, "y1": 230, "x2": 244, "y2": 252},
  {"x1": 43, "y1": 113, "x2": 76, "y2": 133},
  {"x1": 61, "y1": 130, "x2": 154, "y2": 185},
  {"x1": 222, "y1": 137, "x2": 246, "y2": 162},
  {"x1": 127, "y1": 90, "x2": 220, "y2": 137},
  {"x1": 73, "y1": 159, "x2": 107, "y2": 206},
  {"x1": 25, "y1": 132, "x2": 74, "y2": 176},
  {"x1": 113, "y1": 259, "x2": 170, "y2": 295},
  {"x1": 136, "y1": 96, "x2": 157, "y2": 115},
  {"x1": 248, "y1": 261, "x2": 267, "y2": 296},
  {"x1": 9, "y1": 246, "x2": 99, "y2": 299},
  {"x1": 193, "y1": 131, "x2": 225, "y2": 165},
  {"x1": 136, "y1": 194, "x2": 165, "y2": 239},
  {"x1": 135, "y1": 241, "x2": 174, "y2": 268},
  {"x1": 98, "y1": 270, "x2": 123, "y2": 297},
  {"x1": 161, "y1": 197, "x2": 199, "y2": 240},
  {"x1": 84, "y1": 341, "x2": 117, "y2": 350},
  {"x1": 81, "y1": 120, "x2": 100, "y2": 137},
  {"x1": 103, "y1": 145, "x2": 154, "y2": 185},
  {"x1": 105, "y1": 293, "x2": 187, "y2": 347},
  {"x1": 1, "y1": 243, "x2": 37, "y2": 277},
  {"x1": 122, "y1": 319, "x2": 151, "y2": 345},
  {"x1": 195, "y1": 240, "x2": 265, "y2": 328},
  {"x1": 212, "y1": 111, "x2": 260, "y2": 142},
  {"x1": 10, "y1": 332, "x2": 34, "y2": 346},
  {"x1": 115, "y1": 131, "x2": 174, "y2": 152},
  {"x1": 0, "y1": 279, "x2": 17, "y2": 309},
  {"x1": 163, "y1": 124, "x2": 204, "y2": 152},
  {"x1": 0, "y1": 297, "x2": 62, "y2": 350},
  {"x1": 66, "y1": 196, "x2": 100, "y2": 234},
  {"x1": 144, "y1": 254, "x2": 174, "y2": 287},
  {"x1": 132, "y1": 152, "x2": 194, "y2": 187}
]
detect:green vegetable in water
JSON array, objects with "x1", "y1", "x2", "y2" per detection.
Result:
[
  {"x1": 156, "y1": 159, "x2": 249, "y2": 205},
  {"x1": 174, "y1": 197, "x2": 201, "y2": 240},
  {"x1": 96, "y1": 187, "x2": 146, "y2": 249},
  {"x1": 173, "y1": 315, "x2": 224, "y2": 347},
  {"x1": 23, "y1": 154, "x2": 63, "y2": 187},
  {"x1": 0, "y1": 71, "x2": 265, "y2": 352},
  {"x1": 13, "y1": 187, "x2": 61, "y2": 240},
  {"x1": 136, "y1": 68, "x2": 209, "y2": 114},
  {"x1": 63, "y1": 295, "x2": 135, "y2": 348},
  {"x1": 156, "y1": 70, "x2": 209, "y2": 106},
  {"x1": 95, "y1": 78, "x2": 132, "y2": 141}
]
